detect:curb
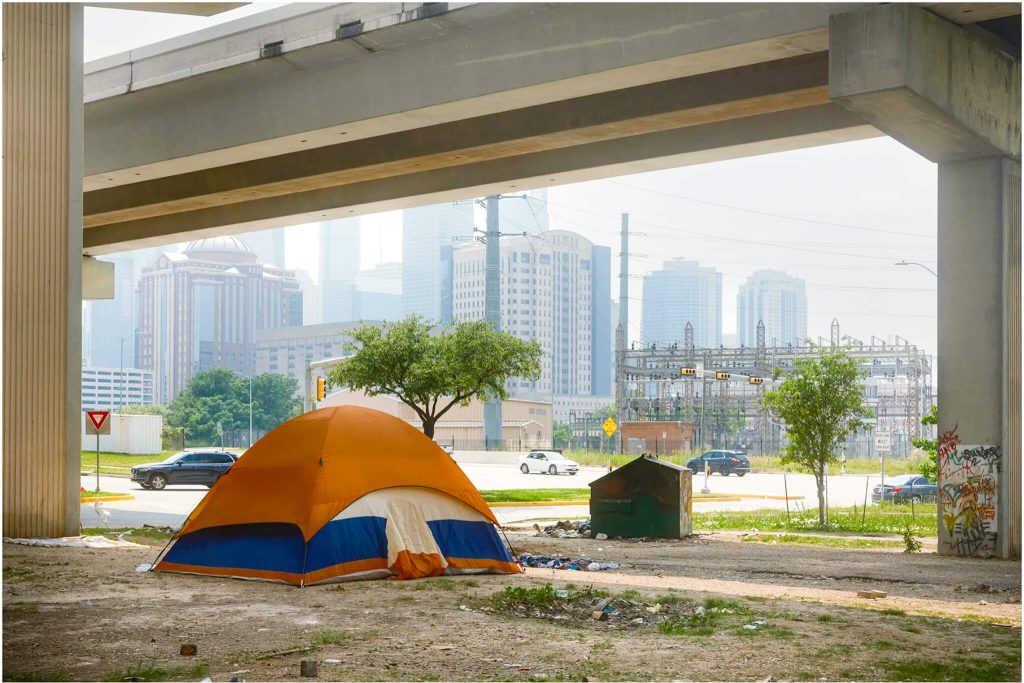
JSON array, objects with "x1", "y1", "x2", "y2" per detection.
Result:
[
  {"x1": 80, "y1": 495, "x2": 135, "y2": 504},
  {"x1": 489, "y1": 496, "x2": 746, "y2": 507}
]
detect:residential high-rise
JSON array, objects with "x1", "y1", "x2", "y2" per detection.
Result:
[
  {"x1": 641, "y1": 258, "x2": 722, "y2": 349},
  {"x1": 402, "y1": 202, "x2": 474, "y2": 323},
  {"x1": 137, "y1": 236, "x2": 303, "y2": 403},
  {"x1": 452, "y1": 229, "x2": 611, "y2": 399},
  {"x1": 737, "y1": 269, "x2": 808, "y2": 347},
  {"x1": 319, "y1": 218, "x2": 361, "y2": 323},
  {"x1": 237, "y1": 227, "x2": 286, "y2": 268}
]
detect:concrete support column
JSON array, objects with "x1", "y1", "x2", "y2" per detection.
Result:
[
  {"x1": 830, "y1": 3, "x2": 1020, "y2": 558},
  {"x1": 2, "y1": 3, "x2": 84, "y2": 537},
  {"x1": 937, "y1": 158, "x2": 1021, "y2": 559}
]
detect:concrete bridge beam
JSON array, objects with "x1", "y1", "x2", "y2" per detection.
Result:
[{"x1": 830, "y1": 4, "x2": 1021, "y2": 559}]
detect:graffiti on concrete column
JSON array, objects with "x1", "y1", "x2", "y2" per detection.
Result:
[{"x1": 940, "y1": 440, "x2": 1000, "y2": 558}]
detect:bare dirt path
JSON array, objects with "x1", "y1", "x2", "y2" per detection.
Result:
[{"x1": 3, "y1": 537, "x2": 1020, "y2": 682}]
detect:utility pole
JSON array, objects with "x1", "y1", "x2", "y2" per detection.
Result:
[
  {"x1": 619, "y1": 213, "x2": 629, "y2": 346},
  {"x1": 483, "y1": 195, "x2": 502, "y2": 448},
  {"x1": 119, "y1": 337, "x2": 125, "y2": 411}
]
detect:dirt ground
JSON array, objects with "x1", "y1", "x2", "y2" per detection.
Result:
[{"x1": 3, "y1": 532, "x2": 1021, "y2": 682}]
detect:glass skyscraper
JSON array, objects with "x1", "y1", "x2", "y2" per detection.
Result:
[{"x1": 641, "y1": 258, "x2": 722, "y2": 349}]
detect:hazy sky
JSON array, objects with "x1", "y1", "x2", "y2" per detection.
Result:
[{"x1": 84, "y1": 3, "x2": 938, "y2": 358}]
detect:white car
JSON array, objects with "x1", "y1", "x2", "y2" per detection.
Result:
[{"x1": 518, "y1": 451, "x2": 579, "y2": 475}]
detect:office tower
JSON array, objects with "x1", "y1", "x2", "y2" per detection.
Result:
[
  {"x1": 85, "y1": 253, "x2": 136, "y2": 369},
  {"x1": 452, "y1": 229, "x2": 610, "y2": 398},
  {"x1": 402, "y1": 202, "x2": 474, "y2": 323},
  {"x1": 236, "y1": 227, "x2": 286, "y2": 268},
  {"x1": 319, "y1": 218, "x2": 361, "y2": 323},
  {"x1": 354, "y1": 261, "x2": 403, "y2": 321},
  {"x1": 737, "y1": 269, "x2": 808, "y2": 347},
  {"x1": 500, "y1": 187, "x2": 549, "y2": 235},
  {"x1": 641, "y1": 258, "x2": 722, "y2": 349},
  {"x1": 294, "y1": 268, "x2": 319, "y2": 326},
  {"x1": 137, "y1": 236, "x2": 303, "y2": 403}
]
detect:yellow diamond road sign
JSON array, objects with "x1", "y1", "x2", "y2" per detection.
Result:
[{"x1": 602, "y1": 417, "x2": 617, "y2": 437}]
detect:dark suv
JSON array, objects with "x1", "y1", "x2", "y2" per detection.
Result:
[
  {"x1": 686, "y1": 450, "x2": 751, "y2": 477},
  {"x1": 131, "y1": 450, "x2": 238, "y2": 490}
]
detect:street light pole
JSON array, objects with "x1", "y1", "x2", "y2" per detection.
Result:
[
  {"x1": 248, "y1": 373, "x2": 253, "y2": 448},
  {"x1": 895, "y1": 260, "x2": 938, "y2": 277}
]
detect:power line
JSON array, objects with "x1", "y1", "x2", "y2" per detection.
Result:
[{"x1": 606, "y1": 178, "x2": 936, "y2": 239}]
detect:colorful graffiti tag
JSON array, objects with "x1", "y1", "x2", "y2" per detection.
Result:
[{"x1": 939, "y1": 434, "x2": 1000, "y2": 558}]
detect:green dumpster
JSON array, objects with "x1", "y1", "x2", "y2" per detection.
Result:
[{"x1": 588, "y1": 454, "x2": 692, "y2": 538}]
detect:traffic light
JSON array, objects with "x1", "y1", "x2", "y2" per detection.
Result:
[
  {"x1": 715, "y1": 371, "x2": 730, "y2": 381},
  {"x1": 316, "y1": 377, "x2": 327, "y2": 401},
  {"x1": 749, "y1": 376, "x2": 764, "y2": 385},
  {"x1": 679, "y1": 367, "x2": 696, "y2": 377}
]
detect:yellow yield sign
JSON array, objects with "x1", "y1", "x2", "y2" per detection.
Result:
[{"x1": 602, "y1": 417, "x2": 618, "y2": 437}]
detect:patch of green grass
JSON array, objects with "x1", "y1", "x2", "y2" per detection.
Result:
[
  {"x1": 656, "y1": 594, "x2": 692, "y2": 605},
  {"x1": 873, "y1": 639, "x2": 903, "y2": 651},
  {"x1": 105, "y1": 661, "x2": 208, "y2": 682},
  {"x1": 3, "y1": 672, "x2": 71, "y2": 682},
  {"x1": 617, "y1": 589, "x2": 641, "y2": 600},
  {"x1": 310, "y1": 630, "x2": 353, "y2": 646},
  {"x1": 6, "y1": 601, "x2": 40, "y2": 613},
  {"x1": 396, "y1": 594, "x2": 415, "y2": 603},
  {"x1": 744, "y1": 595, "x2": 767, "y2": 602},
  {"x1": 79, "y1": 489, "x2": 123, "y2": 500},
  {"x1": 478, "y1": 488, "x2": 590, "y2": 503},
  {"x1": 735, "y1": 623, "x2": 794, "y2": 639},
  {"x1": 694, "y1": 503, "x2": 936, "y2": 537},
  {"x1": 81, "y1": 526, "x2": 174, "y2": 540},
  {"x1": 421, "y1": 577, "x2": 463, "y2": 590},
  {"x1": 879, "y1": 608, "x2": 906, "y2": 616},
  {"x1": 658, "y1": 618, "x2": 716, "y2": 637},
  {"x1": 591, "y1": 640, "x2": 613, "y2": 651},
  {"x1": 741, "y1": 533, "x2": 905, "y2": 549},
  {"x1": 3, "y1": 566, "x2": 39, "y2": 583},
  {"x1": 885, "y1": 657, "x2": 1021, "y2": 682},
  {"x1": 897, "y1": 623, "x2": 921, "y2": 633},
  {"x1": 704, "y1": 596, "x2": 749, "y2": 613},
  {"x1": 491, "y1": 584, "x2": 561, "y2": 609}
]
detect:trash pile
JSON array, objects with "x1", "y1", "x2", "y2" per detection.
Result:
[
  {"x1": 486, "y1": 585, "x2": 695, "y2": 629},
  {"x1": 532, "y1": 519, "x2": 590, "y2": 538},
  {"x1": 518, "y1": 553, "x2": 619, "y2": 571}
]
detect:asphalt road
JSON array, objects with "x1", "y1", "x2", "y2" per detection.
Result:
[{"x1": 80, "y1": 464, "x2": 898, "y2": 529}]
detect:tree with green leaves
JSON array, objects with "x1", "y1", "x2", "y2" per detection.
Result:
[
  {"x1": 326, "y1": 316, "x2": 542, "y2": 439},
  {"x1": 167, "y1": 368, "x2": 300, "y2": 445},
  {"x1": 761, "y1": 347, "x2": 872, "y2": 525},
  {"x1": 913, "y1": 404, "x2": 939, "y2": 480}
]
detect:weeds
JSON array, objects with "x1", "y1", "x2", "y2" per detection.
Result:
[
  {"x1": 880, "y1": 608, "x2": 907, "y2": 616},
  {"x1": 105, "y1": 661, "x2": 208, "y2": 681},
  {"x1": 902, "y1": 525, "x2": 923, "y2": 553},
  {"x1": 885, "y1": 656, "x2": 1020, "y2": 682},
  {"x1": 695, "y1": 503, "x2": 936, "y2": 537},
  {"x1": 4, "y1": 672, "x2": 71, "y2": 682},
  {"x1": 898, "y1": 623, "x2": 922, "y2": 633}
]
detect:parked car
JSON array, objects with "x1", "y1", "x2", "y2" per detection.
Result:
[
  {"x1": 685, "y1": 450, "x2": 750, "y2": 477},
  {"x1": 131, "y1": 450, "x2": 238, "y2": 490},
  {"x1": 518, "y1": 450, "x2": 580, "y2": 475},
  {"x1": 872, "y1": 474, "x2": 937, "y2": 503}
]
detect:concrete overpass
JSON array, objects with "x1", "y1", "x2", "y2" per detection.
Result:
[{"x1": 3, "y1": 3, "x2": 1020, "y2": 558}]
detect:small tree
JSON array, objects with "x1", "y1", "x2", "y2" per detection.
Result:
[
  {"x1": 761, "y1": 347, "x2": 871, "y2": 526},
  {"x1": 327, "y1": 316, "x2": 542, "y2": 439},
  {"x1": 913, "y1": 404, "x2": 938, "y2": 480}
]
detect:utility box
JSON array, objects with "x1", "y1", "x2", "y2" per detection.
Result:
[{"x1": 588, "y1": 454, "x2": 692, "y2": 538}]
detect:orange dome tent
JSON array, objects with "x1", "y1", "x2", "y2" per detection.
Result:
[{"x1": 154, "y1": 406, "x2": 520, "y2": 585}]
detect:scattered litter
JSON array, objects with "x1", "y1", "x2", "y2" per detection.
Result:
[
  {"x1": 200, "y1": 678, "x2": 213, "y2": 683},
  {"x1": 742, "y1": 620, "x2": 768, "y2": 631},
  {"x1": 534, "y1": 519, "x2": 591, "y2": 538},
  {"x1": 431, "y1": 645, "x2": 457, "y2": 651},
  {"x1": 630, "y1": 617, "x2": 646, "y2": 625},
  {"x1": 856, "y1": 590, "x2": 888, "y2": 599},
  {"x1": 503, "y1": 664, "x2": 524, "y2": 668},
  {"x1": 553, "y1": 589, "x2": 569, "y2": 598},
  {"x1": 4, "y1": 535, "x2": 145, "y2": 549},
  {"x1": 459, "y1": 605, "x2": 473, "y2": 612},
  {"x1": 595, "y1": 533, "x2": 608, "y2": 541},
  {"x1": 254, "y1": 646, "x2": 312, "y2": 661},
  {"x1": 323, "y1": 659, "x2": 342, "y2": 664},
  {"x1": 979, "y1": 600, "x2": 988, "y2": 605},
  {"x1": 518, "y1": 553, "x2": 619, "y2": 571},
  {"x1": 517, "y1": 668, "x2": 530, "y2": 672},
  {"x1": 134, "y1": 563, "x2": 153, "y2": 573},
  {"x1": 300, "y1": 660, "x2": 318, "y2": 678},
  {"x1": 230, "y1": 670, "x2": 250, "y2": 675},
  {"x1": 179, "y1": 644, "x2": 197, "y2": 656}
]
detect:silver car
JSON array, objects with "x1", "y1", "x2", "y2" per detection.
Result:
[{"x1": 518, "y1": 450, "x2": 579, "y2": 475}]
